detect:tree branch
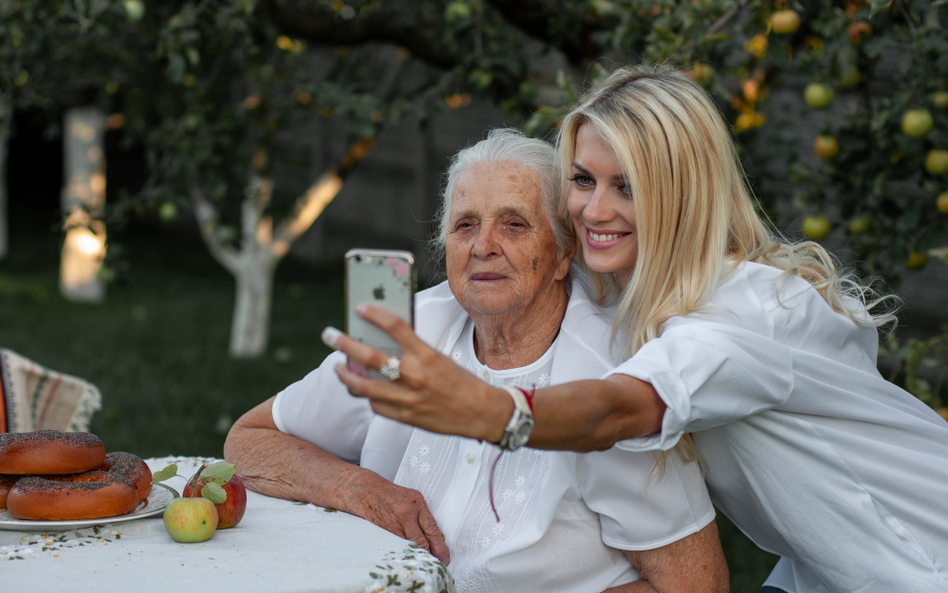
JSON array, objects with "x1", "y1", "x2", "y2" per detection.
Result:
[
  {"x1": 262, "y1": 0, "x2": 459, "y2": 70},
  {"x1": 707, "y1": 0, "x2": 748, "y2": 36},
  {"x1": 483, "y1": 0, "x2": 613, "y2": 63},
  {"x1": 189, "y1": 181, "x2": 241, "y2": 274}
]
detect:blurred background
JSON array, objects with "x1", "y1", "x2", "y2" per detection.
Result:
[{"x1": 2, "y1": 1, "x2": 947, "y2": 589}]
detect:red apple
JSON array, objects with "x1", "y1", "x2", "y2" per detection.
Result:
[
  {"x1": 184, "y1": 473, "x2": 248, "y2": 529},
  {"x1": 813, "y1": 135, "x2": 839, "y2": 159}
]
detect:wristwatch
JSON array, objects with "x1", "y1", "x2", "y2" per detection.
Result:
[{"x1": 497, "y1": 385, "x2": 534, "y2": 451}]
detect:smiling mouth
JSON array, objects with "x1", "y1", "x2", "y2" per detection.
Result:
[
  {"x1": 585, "y1": 229, "x2": 629, "y2": 247},
  {"x1": 589, "y1": 231, "x2": 626, "y2": 242},
  {"x1": 471, "y1": 273, "x2": 506, "y2": 281}
]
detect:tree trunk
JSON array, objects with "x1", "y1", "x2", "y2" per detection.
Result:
[
  {"x1": 59, "y1": 106, "x2": 107, "y2": 302},
  {"x1": 229, "y1": 257, "x2": 275, "y2": 358},
  {"x1": 0, "y1": 125, "x2": 7, "y2": 260}
]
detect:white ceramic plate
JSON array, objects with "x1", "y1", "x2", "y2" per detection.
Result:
[{"x1": 0, "y1": 482, "x2": 178, "y2": 533}]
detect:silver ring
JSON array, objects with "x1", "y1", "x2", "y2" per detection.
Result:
[{"x1": 379, "y1": 356, "x2": 401, "y2": 381}]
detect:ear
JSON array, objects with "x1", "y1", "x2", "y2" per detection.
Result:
[{"x1": 554, "y1": 240, "x2": 575, "y2": 281}]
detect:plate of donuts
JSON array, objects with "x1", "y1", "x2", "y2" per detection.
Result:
[{"x1": 0, "y1": 482, "x2": 177, "y2": 532}]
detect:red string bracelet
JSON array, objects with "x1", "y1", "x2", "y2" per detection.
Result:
[{"x1": 516, "y1": 385, "x2": 536, "y2": 413}]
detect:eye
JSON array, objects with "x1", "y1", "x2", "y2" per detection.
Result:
[
  {"x1": 450, "y1": 219, "x2": 476, "y2": 233},
  {"x1": 500, "y1": 216, "x2": 529, "y2": 233},
  {"x1": 617, "y1": 182, "x2": 633, "y2": 197},
  {"x1": 567, "y1": 174, "x2": 594, "y2": 188}
]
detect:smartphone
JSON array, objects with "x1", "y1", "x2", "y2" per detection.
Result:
[{"x1": 344, "y1": 248, "x2": 416, "y2": 380}]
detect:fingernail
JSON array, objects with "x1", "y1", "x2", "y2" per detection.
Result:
[
  {"x1": 321, "y1": 326, "x2": 342, "y2": 348},
  {"x1": 355, "y1": 304, "x2": 367, "y2": 315}
]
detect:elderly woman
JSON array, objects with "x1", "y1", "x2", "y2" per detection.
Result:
[
  {"x1": 329, "y1": 68, "x2": 948, "y2": 593},
  {"x1": 225, "y1": 129, "x2": 728, "y2": 593}
]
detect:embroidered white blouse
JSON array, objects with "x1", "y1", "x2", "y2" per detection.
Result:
[
  {"x1": 610, "y1": 261, "x2": 948, "y2": 593},
  {"x1": 273, "y1": 280, "x2": 715, "y2": 593}
]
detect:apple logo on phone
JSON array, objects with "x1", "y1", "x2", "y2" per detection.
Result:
[{"x1": 373, "y1": 284, "x2": 385, "y2": 300}]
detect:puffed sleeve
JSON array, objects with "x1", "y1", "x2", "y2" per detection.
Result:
[
  {"x1": 609, "y1": 320, "x2": 794, "y2": 452},
  {"x1": 271, "y1": 350, "x2": 374, "y2": 464},
  {"x1": 578, "y1": 446, "x2": 715, "y2": 550}
]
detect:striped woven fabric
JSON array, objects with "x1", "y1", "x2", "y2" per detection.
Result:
[{"x1": 0, "y1": 349, "x2": 101, "y2": 433}]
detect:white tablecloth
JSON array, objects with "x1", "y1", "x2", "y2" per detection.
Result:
[{"x1": 1, "y1": 456, "x2": 456, "y2": 593}]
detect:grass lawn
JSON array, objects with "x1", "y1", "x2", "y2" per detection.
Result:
[{"x1": 0, "y1": 206, "x2": 777, "y2": 590}]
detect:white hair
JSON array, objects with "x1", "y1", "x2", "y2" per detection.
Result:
[{"x1": 430, "y1": 128, "x2": 571, "y2": 258}]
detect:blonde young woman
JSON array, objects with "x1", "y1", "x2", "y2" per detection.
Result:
[{"x1": 328, "y1": 66, "x2": 948, "y2": 593}]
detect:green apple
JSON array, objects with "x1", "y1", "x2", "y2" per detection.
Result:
[
  {"x1": 802, "y1": 215, "x2": 831, "y2": 240},
  {"x1": 848, "y1": 215, "x2": 871, "y2": 234},
  {"x1": 159, "y1": 202, "x2": 177, "y2": 222},
  {"x1": 163, "y1": 497, "x2": 219, "y2": 543},
  {"x1": 933, "y1": 91, "x2": 948, "y2": 109},
  {"x1": 123, "y1": 0, "x2": 144, "y2": 22},
  {"x1": 804, "y1": 83, "x2": 834, "y2": 109},
  {"x1": 902, "y1": 109, "x2": 933, "y2": 137},
  {"x1": 771, "y1": 10, "x2": 800, "y2": 34},
  {"x1": 926, "y1": 150, "x2": 948, "y2": 174},
  {"x1": 444, "y1": 1, "x2": 472, "y2": 21}
]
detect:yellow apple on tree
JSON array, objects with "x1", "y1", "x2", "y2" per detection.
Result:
[
  {"x1": 926, "y1": 150, "x2": 948, "y2": 174},
  {"x1": 802, "y1": 215, "x2": 831, "y2": 239},
  {"x1": 804, "y1": 83, "x2": 834, "y2": 108},
  {"x1": 933, "y1": 91, "x2": 948, "y2": 109},
  {"x1": 902, "y1": 109, "x2": 933, "y2": 137},
  {"x1": 771, "y1": 10, "x2": 800, "y2": 34},
  {"x1": 848, "y1": 215, "x2": 871, "y2": 234},
  {"x1": 937, "y1": 192, "x2": 948, "y2": 213},
  {"x1": 906, "y1": 251, "x2": 927, "y2": 270}
]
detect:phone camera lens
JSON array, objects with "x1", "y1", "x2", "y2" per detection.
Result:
[{"x1": 355, "y1": 255, "x2": 362, "y2": 262}]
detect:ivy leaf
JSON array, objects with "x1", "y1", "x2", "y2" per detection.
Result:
[
  {"x1": 152, "y1": 464, "x2": 178, "y2": 482},
  {"x1": 202, "y1": 460, "x2": 236, "y2": 485},
  {"x1": 201, "y1": 481, "x2": 228, "y2": 504}
]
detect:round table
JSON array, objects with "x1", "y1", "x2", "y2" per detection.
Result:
[{"x1": 1, "y1": 456, "x2": 456, "y2": 593}]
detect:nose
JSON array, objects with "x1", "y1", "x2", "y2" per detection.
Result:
[
  {"x1": 471, "y1": 224, "x2": 500, "y2": 258},
  {"x1": 580, "y1": 187, "x2": 615, "y2": 223}
]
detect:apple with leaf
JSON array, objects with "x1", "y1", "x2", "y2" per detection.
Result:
[{"x1": 154, "y1": 460, "x2": 248, "y2": 543}]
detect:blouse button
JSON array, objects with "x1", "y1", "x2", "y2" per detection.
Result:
[
  {"x1": 482, "y1": 371, "x2": 491, "y2": 382},
  {"x1": 465, "y1": 454, "x2": 476, "y2": 464}
]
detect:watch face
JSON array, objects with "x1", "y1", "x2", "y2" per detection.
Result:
[{"x1": 510, "y1": 416, "x2": 535, "y2": 449}]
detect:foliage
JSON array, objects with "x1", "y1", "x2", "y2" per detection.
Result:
[
  {"x1": 3, "y1": 1, "x2": 946, "y2": 380},
  {"x1": 879, "y1": 329, "x2": 948, "y2": 413}
]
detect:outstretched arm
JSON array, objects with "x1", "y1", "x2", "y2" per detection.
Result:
[
  {"x1": 223, "y1": 397, "x2": 450, "y2": 563},
  {"x1": 604, "y1": 521, "x2": 729, "y2": 593},
  {"x1": 327, "y1": 305, "x2": 666, "y2": 452}
]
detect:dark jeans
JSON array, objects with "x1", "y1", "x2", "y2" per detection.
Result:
[{"x1": 761, "y1": 588, "x2": 789, "y2": 593}]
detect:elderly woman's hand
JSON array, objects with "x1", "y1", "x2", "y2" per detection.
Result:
[{"x1": 323, "y1": 304, "x2": 512, "y2": 443}]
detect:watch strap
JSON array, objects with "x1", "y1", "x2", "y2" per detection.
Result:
[{"x1": 498, "y1": 385, "x2": 534, "y2": 450}]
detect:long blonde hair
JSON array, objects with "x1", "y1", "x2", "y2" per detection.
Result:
[{"x1": 557, "y1": 64, "x2": 898, "y2": 358}]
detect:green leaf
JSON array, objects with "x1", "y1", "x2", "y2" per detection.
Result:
[
  {"x1": 869, "y1": 0, "x2": 891, "y2": 17},
  {"x1": 202, "y1": 460, "x2": 236, "y2": 485},
  {"x1": 201, "y1": 481, "x2": 227, "y2": 504},
  {"x1": 152, "y1": 464, "x2": 178, "y2": 482}
]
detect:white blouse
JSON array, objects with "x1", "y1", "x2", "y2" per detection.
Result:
[
  {"x1": 611, "y1": 261, "x2": 948, "y2": 593},
  {"x1": 274, "y1": 280, "x2": 715, "y2": 593}
]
